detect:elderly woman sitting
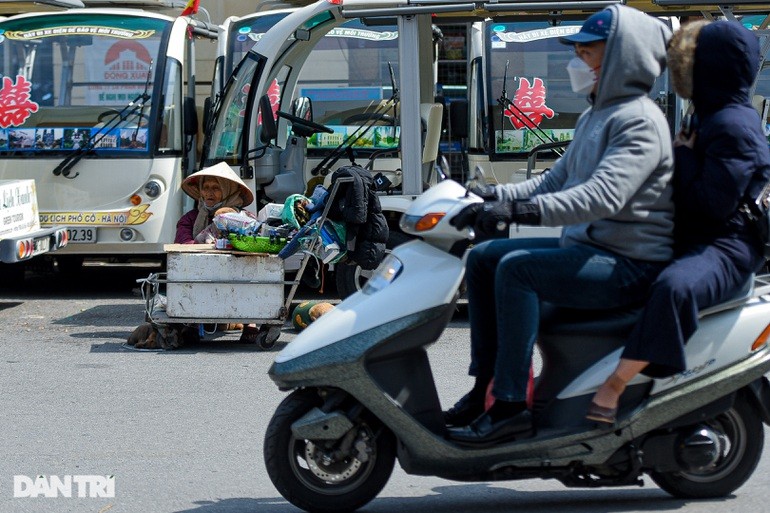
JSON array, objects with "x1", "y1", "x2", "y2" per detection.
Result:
[
  {"x1": 175, "y1": 162, "x2": 255, "y2": 244},
  {"x1": 174, "y1": 162, "x2": 261, "y2": 343}
]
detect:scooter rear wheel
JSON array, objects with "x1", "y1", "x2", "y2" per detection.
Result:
[
  {"x1": 650, "y1": 394, "x2": 763, "y2": 498},
  {"x1": 264, "y1": 389, "x2": 396, "y2": 513}
]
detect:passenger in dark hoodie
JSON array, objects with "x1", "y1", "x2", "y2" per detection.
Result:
[{"x1": 587, "y1": 20, "x2": 770, "y2": 424}]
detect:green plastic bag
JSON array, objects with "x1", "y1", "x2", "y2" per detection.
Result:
[
  {"x1": 281, "y1": 194, "x2": 311, "y2": 229},
  {"x1": 228, "y1": 234, "x2": 287, "y2": 254}
]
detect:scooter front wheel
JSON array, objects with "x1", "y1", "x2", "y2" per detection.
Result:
[
  {"x1": 264, "y1": 389, "x2": 396, "y2": 513},
  {"x1": 650, "y1": 394, "x2": 763, "y2": 498}
]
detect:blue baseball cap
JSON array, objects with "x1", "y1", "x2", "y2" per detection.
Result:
[{"x1": 560, "y1": 9, "x2": 612, "y2": 45}]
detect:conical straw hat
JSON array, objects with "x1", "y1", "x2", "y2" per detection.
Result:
[{"x1": 181, "y1": 162, "x2": 254, "y2": 207}]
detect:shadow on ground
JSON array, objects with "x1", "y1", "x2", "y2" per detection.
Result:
[{"x1": 173, "y1": 483, "x2": 716, "y2": 513}]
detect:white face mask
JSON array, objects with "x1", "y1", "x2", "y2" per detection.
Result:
[
  {"x1": 566, "y1": 57, "x2": 597, "y2": 95},
  {"x1": 203, "y1": 200, "x2": 225, "y2": 212}
]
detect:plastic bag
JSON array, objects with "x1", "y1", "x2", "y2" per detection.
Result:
[
  {"x1": 213, "y1": 211, "x2": 261, "y2": 236},
  {"x1": 282, "y1": 194, "x2": 311, "y2": 229},
  {"x1": 278, "y1": 218, "x2": 346, "y2": 264}
]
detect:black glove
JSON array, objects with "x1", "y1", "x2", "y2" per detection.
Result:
[
  {"x1": 468, "y1": 183, "x2": 498, "y2": 201},
  {"x1": 450, "y1": 199, "x2": 541, "y2": 241},
  {"x1": 450, "y1": 202, "x2": 483, "y2": 231},
  {"x1": 510, "y1": 200, "x2": 541, "y2": 226}
]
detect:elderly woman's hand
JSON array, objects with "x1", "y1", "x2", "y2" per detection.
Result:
[
  {"x1": 214, "y1": 207, "x2": 237, "y2": 217},
  {"x1": 194, "y1": 223, "x2": 221, "y2": 244}
]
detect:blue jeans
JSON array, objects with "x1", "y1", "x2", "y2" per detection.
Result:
[{"x1": 466, "y1": 238, "x2": 665, "y2": 402}]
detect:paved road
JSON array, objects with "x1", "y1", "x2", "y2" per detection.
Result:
[{"x1": 2, "y1": 264, "x2": 770, "y2": 513}]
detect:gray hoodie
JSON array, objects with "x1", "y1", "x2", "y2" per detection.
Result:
[{"x1": 497, "y1": 4, "x2": 674, "y2": 262}]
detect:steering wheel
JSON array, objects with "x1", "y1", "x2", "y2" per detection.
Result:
[
  {"x1": 97, "y1": 109, "x2": 150, "y2": 126},
  {"x1": 341, "y1": 112, "x2": 396, "y2": 125},
  {"x1": 276, "y1": 110, "x2": 333, "y2": 137}
]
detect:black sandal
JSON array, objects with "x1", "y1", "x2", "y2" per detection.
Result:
[
  {"x1": 586, "y1": 402, "x2": 617, "y2": 424},
  {"x1": 239, "y1": 325, "x2": 260, "y2": 343}
]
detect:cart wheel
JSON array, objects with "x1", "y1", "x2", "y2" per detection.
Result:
[{"x1": 258, "y1": 325, "x2": 282, "y2": 350}]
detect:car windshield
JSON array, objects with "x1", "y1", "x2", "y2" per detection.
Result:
[
  {"x1": 0, "y1": 13, "x2": 169, "y2": 154},
  {"x1": 297, "y1": 19, "x2": 399, "y2": 154},
  {"x1": 206, "y1": 53, "x2": 262, "y2": 163},
  {"x1": 226, "y1": 11, "x2": 291, "y2": 78},
  {"x1": 207, "y1": 16, "x2": 399, "y2": 165},
  {"x1": 486, "y1": 21, "x2": 584, "y2": 157}
]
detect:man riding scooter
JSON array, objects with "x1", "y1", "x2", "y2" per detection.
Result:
[
  {"x1": 447, "y1": 5, "x2": 675, "y2": 445},
  {"x1": 263, "y1": 5, "x2": 770, "y2": 512}
]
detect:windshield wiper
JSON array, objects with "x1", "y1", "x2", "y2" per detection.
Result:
[
  {"x1": 310, "y1": 62, "x2": 400, "y2": 177},
  {"x1": 52, "y1": 60, "x2": 154, "y2": 179}
]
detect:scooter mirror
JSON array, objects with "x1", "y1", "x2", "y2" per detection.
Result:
[
  {"x1": 464, "y1": 165, "x2": 487, "y2": 192},
  {"x1": 473, "y1": 165, "x2": 486, "y2": 182}
]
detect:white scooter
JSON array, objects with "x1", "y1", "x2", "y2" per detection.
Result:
[{"x1": 264, "y1": 178, "x2": 770, "y2": 513}]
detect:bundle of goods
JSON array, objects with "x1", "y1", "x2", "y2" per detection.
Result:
[
  {"x1": 211, "y1": 210, "x2": 288, "y2": 254},
  {"x1": 277, "y1": 186, "x2": 346, "y2": 264},
  {"x1": 214, "y1": 210, "x2": 261, "y2": 236}
]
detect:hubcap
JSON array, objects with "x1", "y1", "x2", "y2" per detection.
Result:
[
  {"x1": 677, "y1": 408, "x2": 746, "y2": 482},
  {"x1": 305, "y1": 441, "x2": 363, "y2": 482},
  {"x1": 289, "y1": 426, "x2": 377, "y2": 494}
]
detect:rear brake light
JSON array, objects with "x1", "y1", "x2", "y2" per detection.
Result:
[
  {"x1": 56, "y1": 229, "x2": 68, "y2": 248},
  {"x1": 16, "y1": 239, "x2": 32, "y2": 260}
]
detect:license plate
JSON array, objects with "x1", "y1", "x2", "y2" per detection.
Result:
[
  {"x1": 32, "y1": 236, "x2": 50, "y2": 255},
  {"x1": 66, "y1": 227, "x2": 97, "y2": 243}
]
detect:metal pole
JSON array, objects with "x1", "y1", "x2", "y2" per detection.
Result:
[{"x1": 398, "y1": 14, "x2": 424, "y2": 195}]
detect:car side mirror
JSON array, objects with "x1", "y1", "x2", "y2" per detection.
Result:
[
  {"x1": 183, "y1": 97, "x2": 198, "y2": 136},
  {"x1": 292, "y1": 96, "x2": 313, "y2": 122},
  {"x1": 259, "y1": 94, "x2": 278, "y2": 145}
]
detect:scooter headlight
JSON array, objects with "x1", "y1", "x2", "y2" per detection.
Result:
[{"x1": 362, "y1": 254, "x2": 403, "y2": 295}]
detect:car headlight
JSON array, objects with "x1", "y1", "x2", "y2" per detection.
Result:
[
  {"x1": 362, "y1": 254, "x2": 403, "y2": 295},
  {"x1": 144, "y1": 180, "x2": 163, "y2": 198}
]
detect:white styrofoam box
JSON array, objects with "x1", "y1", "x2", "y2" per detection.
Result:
[
  {"x1": 257, "y1": 202, "x2": 284, "y2": 222},
  {"x1": 165, "y1": 251, "x2": 284, "y2": 319}
]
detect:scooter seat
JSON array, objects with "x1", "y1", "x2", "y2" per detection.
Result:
[
  {"x1": 539, "y1": 302, "x2": 642, "y2": 338},
  {"x1": 699, "y1": 274, "x2": 755, "y2": 318},
  {"x1": 538, "y1": 274, "x2": 756, "y2": 337}
]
